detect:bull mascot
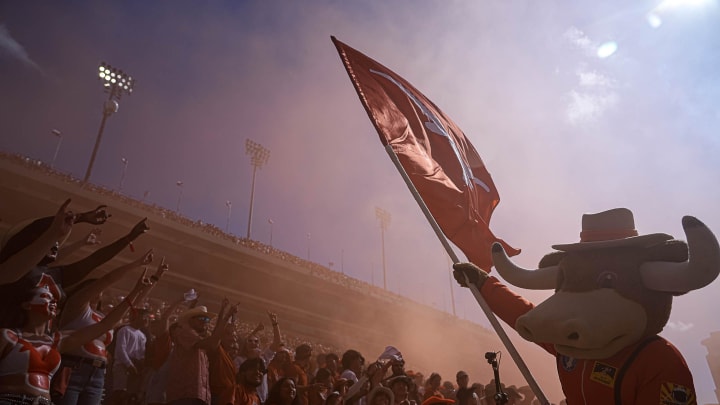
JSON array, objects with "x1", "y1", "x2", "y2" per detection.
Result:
[{"x1": 453, "y1": 208, "x2": 720, "y2": 405}]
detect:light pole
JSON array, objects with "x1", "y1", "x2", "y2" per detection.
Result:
[
  {"x1": 176, "y1": 181, "x2": 184, "y2": 212},
  {"x1": 50, "y1": 129, "x2": 62, "y2": 168},
  {"x1": 225, "y1": 200, "x2": 232, "y2": 232},
  {"x1": 83, "y1": 62, "x2": 135, "y2": 184},
  {"x1": 268, "y1": 219, "x2": 274, "y2": 246},
  {"x1": 375, "y1": 206, "x2": 391, "y2": 290},
  {"x1": 245, "y1": 139, "x2": 270, "y2": 239},
  {"x1": 119, "y1": 157, "x2": 128, "y2": 191},
  {"x1": 306, "y1": 233, "x2": 311, "y2": 260}
]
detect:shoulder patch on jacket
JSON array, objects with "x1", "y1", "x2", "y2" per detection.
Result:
[
  {"x1": 660, "y1": 382, "x2": 695, "y2": 405},
  {"x1": 589, "y1": 361, "x2": 617, "y2": 387}
]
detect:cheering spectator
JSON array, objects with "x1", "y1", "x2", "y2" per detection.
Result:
[
  {"x1": 52, "y1": 248, "x2": 155, "y2": 405},
  {"x1": 210, "y1": 324, "x2": 241, "y2": 405},
  {"x1": 340, "y1": 350, "x2": 367, "y2": 405},
  {"x1": 387, "y1": 375, "x2": 415, "y2": 405},
  {"x1": 222, "y1": 358, "x2": 265, "y2": 405},
  {"x1": 309, "y1": 368, "x2": 333, "y2": 405},
  {"x1": 385, "y1": 359, "x2": 406, "y2": 382},
  {"x1": 166, "y1": 299, "x2": 236, "y2": 405},
  {"x1": 469, "y1": 384, "x2": 484, "y2": 403},
  {"x1": 0, "y1": 265, "x2": 163, "y2": 405},
  {"x1": 367, "y1": 386, "x2": 394, "y2": 405},
  {"x1": 108, "y1": 309, "x2": 151, "y2": 405},
  {"x1": 145, "y1": 296, "x2": 187, "y2": 405},
  {"x1": 235, "y1": 311, "x2": 283, "y2": 403},
  {"x1": 0, "y1": 212, "x2": 149, "y2": 329},
  {"x1": 266, "y1": 377, "x2": 300, "y2": 405},
  {"x1": 324, "y1": 353, "x2": 340, "y2": 380},
  {"x1": 287, "y1": 344, "x2": 313, "y2": 405},
  {"x1": 423, "y1": 373, "x2": 443, "y2": 402},
  {"x1": 267, "y1": 348, "x2": 292, "y2": 389},
  {"x1": 454, "y1": 372, "x2": 477, "y2": 405},
  {"x1": 440, "y1": 381, "x2": 455, "y2": 401},
  {"x1": 339, "y1": 350, "x2": 364, "y2": 384}
]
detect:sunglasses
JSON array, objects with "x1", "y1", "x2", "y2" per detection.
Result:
[{"x1": 194, "y1": 316, "x2": 211, "y2": 323}]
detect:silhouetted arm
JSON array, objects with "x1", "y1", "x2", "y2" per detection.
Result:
[
  {"x1": 61, "y1": 218, "x2": 149, "y2": 288},
  {"x1": 268, "y1": 311, "x2": 283, "y2": 352},
  {"x1": 60, "y1": 249, "x2": 153, "y2": 327},
  {"x1": 59, "y1": 265, "x2": 163, "y2": 354},
  {"x1": 197, "y1": 299, "x2": 237, "y2": 351},
  {"x1": 0, "y1": 200, "x2": 73, "y2": 285}
]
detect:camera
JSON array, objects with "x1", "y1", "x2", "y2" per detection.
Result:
[{"x1": 484, "y1": 352, "x2": 497, "y2": 360}]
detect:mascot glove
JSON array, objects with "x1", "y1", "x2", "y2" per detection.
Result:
[{"x1": 453, "y1": 262, "x2": 489, "y2": 288}]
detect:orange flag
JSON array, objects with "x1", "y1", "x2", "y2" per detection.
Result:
[{"x1": 333, "y1": 37, "x2": 519, "y2": 270}]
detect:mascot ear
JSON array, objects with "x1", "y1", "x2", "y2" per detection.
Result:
[{"x1": 539, "y1": 251, "x2": 565, "y2": 268}]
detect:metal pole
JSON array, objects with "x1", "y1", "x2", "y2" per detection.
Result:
[
  {"x1": 268, "y1": 219, "x2": 274, "y2": 246},
  {"x1": 176, "y1": 184, "x2": 183, "y2": 212},
  {"x1": 246, "y1": 164, "x2": 258, "y2": 238},
  {"x1": 226, "y1": 201, "x2": 232, "y2": 232},
  {"x1": 382, "y1": 144, "x2": 550, "y2": 405},
  {"x1": 51, "y1": 130, "x2": 62, "y2": 168},
  {"x1": 84, "y1": 91, "x2": 115, "y2": 184},
  {"x1": 119, "y1": 158, "x2": 128, "y2": 191},
  {"x1": 306, "y1": 233, "x2": 311, "y2": 260},
  {"x1": 448, "y1": 265, "x2": 457, "y2": 317}
]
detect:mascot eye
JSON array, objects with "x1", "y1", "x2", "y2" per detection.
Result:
[{"x1": 597, "y1": 271, "x2": 618, "y2": 289}]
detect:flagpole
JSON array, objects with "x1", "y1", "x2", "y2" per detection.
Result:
[{"x1": 383, "y1": 144, "x2": 550, "y2": 405}]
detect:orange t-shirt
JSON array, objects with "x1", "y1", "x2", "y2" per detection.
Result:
[
  {"x1": 210, "y1": 345, "x2": 238, "y2": 395},
  {"x1": 220, "y1": 383, "x2": 261, "y2": 405},
  {"x1": 285, "y1": 363, "x2": 309, "y2": 405}
]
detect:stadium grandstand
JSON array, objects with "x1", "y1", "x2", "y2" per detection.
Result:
[{"x1": 0, "y1": 150, "x2": 563, "y2": 400}]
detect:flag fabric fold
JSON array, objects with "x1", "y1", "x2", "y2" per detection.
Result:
[{"x1": 332, "y1": 36, "x2": 519, "y2": 270}]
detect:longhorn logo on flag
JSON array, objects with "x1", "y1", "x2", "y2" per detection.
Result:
[{"x1": 332, "y1": 37, "x2": 519, "y2": 270}]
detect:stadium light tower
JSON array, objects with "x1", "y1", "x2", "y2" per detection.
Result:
[
  {"x1": 176, "y1": 181, "x2": 184, "y2": 212},
  {"x1": 119, "y1": 157, "x2": 128, "y2": 191},
  {"x1": 225, "y1": 200, "x2": 232, "y2": 232},
  {"x1": 50, "y1": 129, "x2": 62, "y2": 168},
  {"x1": 375, "y1": 206, "x2": 391, "y2": 290},
  {"x1": 245, "y1": 139, "x2": 270, "y2": 238},
  {"x1": 83, "y1": 62, "x2": 135, "y2": 184}
]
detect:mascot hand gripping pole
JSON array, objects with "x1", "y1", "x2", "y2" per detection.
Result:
[{"x1": 453, "y1": 208, "x2": 720, "y2": 405}]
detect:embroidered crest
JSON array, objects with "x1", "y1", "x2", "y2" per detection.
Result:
[
  {"x1": 589, "y1": 362, "x2": 617, "y2": 387},
  {"x1": 559, "y1": 355, "x2": 577, "y2": 372},
  {"x1": 660, "y1": 382, "x2": 695, "y2": 405}
]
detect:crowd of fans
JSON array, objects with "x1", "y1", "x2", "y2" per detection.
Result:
[{"x1": 0, "y1": 154, "x2": 567, "y2": 405}]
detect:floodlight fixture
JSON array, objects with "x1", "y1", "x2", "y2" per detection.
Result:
[
  {"x1": 245, "y1": 139, "x2": 270, "y2": 168},
  {"x1": 98, "y1": 62, "x2": 135, "y2": 97},
  {"x1": 245, "y1": 139, "x2": 270, "y2": 238},
  {"x1": 83, "y1": 61, "x2": 137, "y2": 184}
]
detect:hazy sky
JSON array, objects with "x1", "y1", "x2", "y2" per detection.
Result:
[{"x1": 2, "y1": 0, "x2": 720, "y2": 402}]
